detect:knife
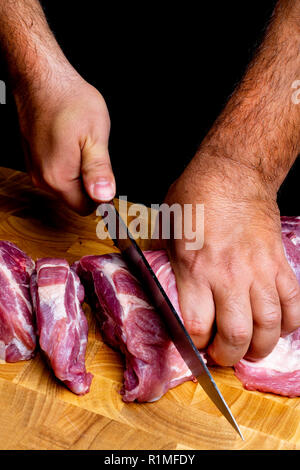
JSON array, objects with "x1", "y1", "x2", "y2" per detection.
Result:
[{"x1": 99, "y1": 201, "x2": 244, "y2": 440}]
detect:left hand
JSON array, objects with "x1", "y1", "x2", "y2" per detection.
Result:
[{"x1": 163, "y1": 152, "x2": 300, "y2": 366}]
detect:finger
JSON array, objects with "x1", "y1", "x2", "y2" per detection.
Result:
[
  {"x1": 81, "y1": 141, "x2": 116, "y2": 202},
  {"x1": 246, "y1": 281, "x2": 281, "y2": 360},
  {"x1": 276, "y1": 264, "x2": 300, "y2": 335},
  {"x1": 175, "y1": 277, "x2": 215, "y2": 349},
  {"x1": 33, "y1": 154, "x2": 97, "y2": 215},
  {"x1": 208, "y1": 285, "x2": 252, "y2": 366}
]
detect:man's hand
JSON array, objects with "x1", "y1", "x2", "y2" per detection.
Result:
[
  {"x1": 165, "y1": 156, "x2": 300, "y2": 366},
  {"x1": 0, "y1": 0, "x2": 115, "y2": 214},
  {"x1": 16, "y1": 76, "x2": 115, "y2": 214},
  {"x1": 164, "y1": 0, "x2": 300, "y2": 365}
]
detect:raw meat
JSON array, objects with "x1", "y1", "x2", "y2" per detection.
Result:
[
  {"x1": 0, "y1": 241, "x2": 36, "y2": 362},
  {"x1": 233, "y1": 328, "x2": 300, "y2": 397},
  {"x1": 234, "y1": 216, "x2": 300, "y2": 397},
  {"x1": 73, "y1": 253, "x2": 193, "y2": 402},
  {"x1": 30, "y1": 258, "x2": 93, "y2": 395},
  {"x1": 75, "y1": 216, "x2": 300, "y2": 400}
]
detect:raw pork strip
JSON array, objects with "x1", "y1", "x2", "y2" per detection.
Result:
[
  {"x1": 234, "y1": 216, "x2": 300, "y2": 397},
  {"x1": 0, "y1": 240, "x2": 36, "y2": 362},
  {"x1": 74, "y1": 253, "x2": 193, "y2": 403},
  {"x1": 30, "y1": 258, "x2": 93, "y2": 395}
]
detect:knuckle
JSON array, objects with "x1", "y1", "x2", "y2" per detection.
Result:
[
  {"x1": 282, "y1": 283, "x2": 300, "y2": 306},
  {"x1": 221, "y1": 324, "x2": 251, "y2": 347},
  {"x1": 84, "y1": 159, "x2": 110, "y2": 171},
  {"x1": 184, "y1": 318, "x2": 211, "y2": 338},
  {"x1": 82, "y1": 160, "x2": 112, "y2": 179},
  {"x1": 41, "y1": 169, "x2": 64, "y2": 192},
  {"x1": 221, "y1": 258, "x2": 239, "y2": 280},
  {"x1": 260, "y1": 285, "x2": 280, "y2": 307},
  {"x1": 217, "y1": 248, "x2": 248, "y2": 281},
  {"x1": 256, "y1": 309, "x2": 281, "y2": 330},
  {"x1": 169, "y1": 250, "x2": 206, "y2": 282}
]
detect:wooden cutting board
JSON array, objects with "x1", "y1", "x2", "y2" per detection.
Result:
[{"x1": 0, "y1": 167, "x2": 299, "y2": 451}]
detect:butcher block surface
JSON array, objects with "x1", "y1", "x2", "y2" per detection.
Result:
[{"x1": 0, "y1": 167, "x2": 299, "y2": 451}]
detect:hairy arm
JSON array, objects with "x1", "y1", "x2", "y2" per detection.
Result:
[
  {"x1": 0, "y1": 0, "x2": 115, "y2": 213},
  {"x1": 165, "y1": 0, "x2": 300, "y2": 365},
  {"x1": 0, "y1": 0, "x2": 73, "y2": 94},
  {"x1": 195, "y1": 0, "x2": 300, "y2": 195}
]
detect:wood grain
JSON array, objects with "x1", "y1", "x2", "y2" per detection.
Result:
[{"x1": 0, "y1": 167, "x2": 299, "y2": 450}]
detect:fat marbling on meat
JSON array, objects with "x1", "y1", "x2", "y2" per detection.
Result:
[
  {"x1": 0, "y1": 241, "x2": 36, "y2": 362},
  {"x1": 30, "y1": 258, "x2": 93, "y2": 395}
]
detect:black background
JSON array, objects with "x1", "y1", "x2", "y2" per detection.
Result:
[{"x1": 0, "y1": 0, "x2": 298, "y2": 212}]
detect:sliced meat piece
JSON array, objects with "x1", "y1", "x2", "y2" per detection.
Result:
[
  {"x1": 0, "y1": 241, "x2": 36, "y2": 362},
  {"x1": 30, "y1": 258, "x2": 93, "y2": 395},
  {"x1": 74, "y1": 253, "x2": 193, "y2": 403}
]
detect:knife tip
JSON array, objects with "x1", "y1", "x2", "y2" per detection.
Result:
[{"x1": 230, "y1": 417, "x2": 244, "y2": 441}]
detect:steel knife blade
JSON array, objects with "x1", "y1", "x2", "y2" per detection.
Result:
[{"x1": 99, "y1": 201, "x2": 244, "y2": 440}]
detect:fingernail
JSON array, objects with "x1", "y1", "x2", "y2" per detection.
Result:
[{"x1": 91, "y1": 180, "x2": 115, "y2": 201}]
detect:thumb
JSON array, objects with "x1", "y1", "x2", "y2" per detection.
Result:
[{"x1": 81, "y1": 141, "x2": 116, "y2": 202}]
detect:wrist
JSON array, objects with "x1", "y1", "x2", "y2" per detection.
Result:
[
  {"x1": 183, "y1": 145, "x2": 279, "y2": 204},
  {"x1": 197, "y1": 98, "x2": 293, "y2": 197},
  {"x1": 13, "y1": 56, "x2": 82, "y2": 122}
]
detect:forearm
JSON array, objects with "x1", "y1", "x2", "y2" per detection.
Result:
[
  {"x1": 192, "y1": 0, "x2": 300, "y2": 196},
  {"x1": 0, "y1": 0, "x2": 78, "y2": 101}
]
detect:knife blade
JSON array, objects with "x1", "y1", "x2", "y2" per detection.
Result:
[{"x1": 99, "y1": 201, "x2": 244, "y2": 440}]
